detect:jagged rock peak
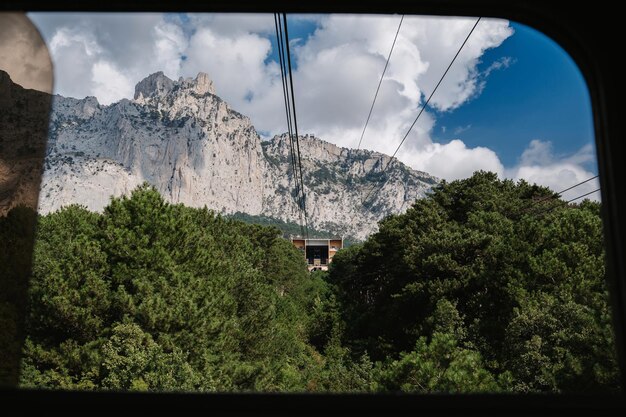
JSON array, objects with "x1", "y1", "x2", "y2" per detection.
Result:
[
  {"x1": 133, "y1": 71, "x2": 217, "y2": 101},
  {"x1": 191, "y1": 72, "x2": 216, "y2": 95},
  {"x1": 134, "y1": 71, "x2": 175, "y2": 100},
  {"x1": 176, "y1": 72, "x2": 216, "y2": 96},
  {"x1": 37, "y1": 68, "x2": 438, "y2": 240}
]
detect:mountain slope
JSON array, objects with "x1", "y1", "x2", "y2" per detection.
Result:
[{"x1": 38, "y1": 71, "x2": 437, "y2": 239}]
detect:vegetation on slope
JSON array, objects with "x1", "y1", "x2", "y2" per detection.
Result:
[
  {"x1": 5, "y1": 185, "x2": 366, "y2": 392},
  {"x1": 0, "y1": 172, "x2": 619, "y2": 393},
  {"x1": 328, "y1": 171, "x2": 619, "y2": 392},
  {"x1": 229, "y1": 211, "x2": 356, "y2": 246}
]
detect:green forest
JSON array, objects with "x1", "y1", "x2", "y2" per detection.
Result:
[
  {"x1": 228, "y1": 211, "x2": 356, "y2": 246},
  {"x1": 0, "y1": 172, "x2": 620, "y2": 393}
]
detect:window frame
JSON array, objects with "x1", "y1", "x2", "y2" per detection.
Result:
[{"x1": 1, "y1": 0, "x2": 624, "y2": 414}]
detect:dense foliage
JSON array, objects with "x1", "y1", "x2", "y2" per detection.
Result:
[
  {"x1": 1, "y1": 172, "x2": 620, "y2": 393},
  {"x1": 329, "y1": 171, "x2": 620, "y2": 393},
  {"x1": 16, "y1": 185, "x2": 349, "y2": 392},
  {"x1": 229, "y1": 211, "x2": 356, "y2": 246}
]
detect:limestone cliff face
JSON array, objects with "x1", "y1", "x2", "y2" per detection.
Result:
[
  {"x1": 42, "y1": 72, "x2": 266, "y2": 216},
  {"x1": 260, "y1": 134, "x2": 437, "y2": 238},
  {"x1": 38, "y1": 72, "x2": 438, "y2": 239}
]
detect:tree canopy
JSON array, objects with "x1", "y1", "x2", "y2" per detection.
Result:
[
  {"x1": 328, "y1": 171, "x2": 619, "y2": 392},
  {"x1": 1, "y1": 173, "x2": 619, "y2": 393},
  {"x1": 18, "y1": 185, "x2": 335, "y2": 391}
]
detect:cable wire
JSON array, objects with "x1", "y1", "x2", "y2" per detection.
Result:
[
  {"x1": 532, "y1": 174, "x2": 599, "y2": 205},
  {"x1": 282, "y1": 13, "x2": 309, "y2": 239},
  {"x1": 355, "y1": 14, "x2": 404, "y2": 151},
  {"x1": 274, "y1": 14, "x2": 297, "y2": 180},
  {"x1": 274, "y1": 13, "x2": 305, "y2": 237},
  {"x1": 388, "y1": 17, "x2": 481, "y2": 163},
  {"x1": 358, "y1": 17, "x2": 482, "y2": 211},
  {"x1": 521, "y1": 174, "x2": 600, "y2": 218},
  {"x1": 566, "y1": 187, "x2": 601, "y2": 203},
  {"x1": 533, "y1": 187, "x2": 601, "y2": 217}
]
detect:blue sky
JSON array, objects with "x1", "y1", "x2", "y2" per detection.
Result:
[
  {"x1": 265, "y1": 16, "x2": 318, "y2": 67},
  {"x1": 25, "y1": 13, "x2": 600, "y2": 199},
  {"x1": 434, "y1": 22, "x2": 595, "y2": 170}
]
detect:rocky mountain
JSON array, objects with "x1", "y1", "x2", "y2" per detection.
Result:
[{"x1": 37, "y1": 71, "x2": 437, "y2": 239}]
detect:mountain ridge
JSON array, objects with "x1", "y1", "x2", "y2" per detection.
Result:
[{"x1": 30, "y1": 70, "x2": 438, "y2": 239}]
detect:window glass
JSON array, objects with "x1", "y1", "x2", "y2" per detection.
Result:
[{"x1": 0, "y1": 12, "x2": 616, "y2": 393}]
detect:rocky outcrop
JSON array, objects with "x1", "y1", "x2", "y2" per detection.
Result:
[
  {"x1": 38, "y1": 71, "x2": 438, "y2": 239},
  {"x1": 260, "y1": 134, "x2": 436, "y2": 238},
  {"x1": 133, "y1": 71, "x2": 175, "y2": 100}
]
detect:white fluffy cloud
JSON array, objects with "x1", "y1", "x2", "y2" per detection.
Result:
[
  {"x1": 181, "y1": 23, "x2": 278, "y2": 115},
  {"x1": 28, "y1": 13, "x2": 511, "y2": 135},
  {"x1": 153, "y1": 21, "x2": 188, "y2": 79},
  {"x1": 283, "y1": 15, "x2": 513, "y2": 179},
  {"x1": 405, "y1": 140, "x2": 504, "y2": 180},
  {"x1": 91, "y1": 61, "x2": 134, "y2": 105},
  {"x1": 508, "y1": 140, "x2": 600, "y2": 201},
  {"x1": 26, "y1": 13, "x2": 599, "y2": 201},
  {"x1": 39, "y1": 14, "x2": 187, "y2": 102}
]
